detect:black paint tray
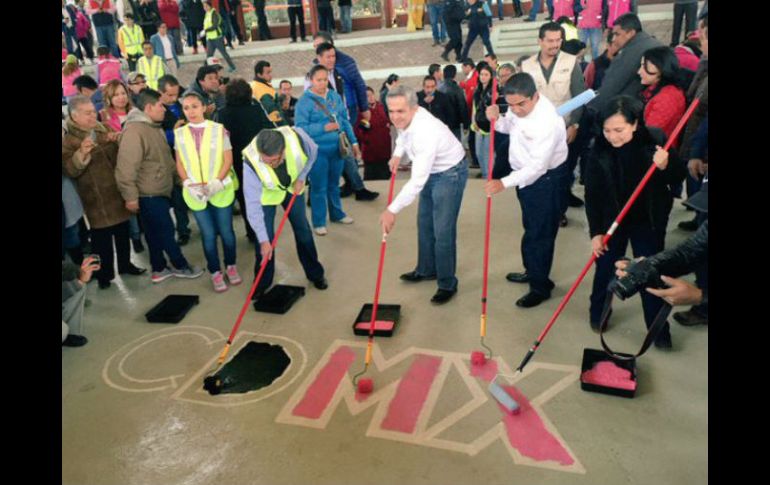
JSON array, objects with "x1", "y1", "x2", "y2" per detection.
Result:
[
  {"x1": 145, "y1": 294, "x2": 200, "y2": 323},
  {"x1": 580, "y1": 348, "x2": 638, "y2": 398},
  {"x1": 253, "y1": 284, "x2": 305, "y2": 314},
  {"x1": 352, "y1": 304, "x2": 401, "y2": 337}
]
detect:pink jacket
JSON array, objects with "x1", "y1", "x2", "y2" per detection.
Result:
[
  {"x1": 674, "y1": 46, "x2": 700, "y2": 72},
  {"x1": 606, "y1": 0, "x2": 632, "y2": 28},
  {"x1": 75, "y1": 10, "x2": 91, "y2": 39},
  {"x1": 62, "y1": 68, "x2": 82, "y2": 97},
  {"x1": 578, "y1": 0, "x2": 603, "y2": 30},
  {"x1": 97, "y1": 57, "x2": 123, "y2": 86},
  {"x1": 553, "y1": 0, "x2": 575, "y2": 20}
]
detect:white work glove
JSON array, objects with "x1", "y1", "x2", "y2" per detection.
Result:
[
  {"x1": 184, "y1": 179, "x2": 208, "y2": 203},
  {"x1": 207, "y1": 178, "x2": 225, "y2": 196}
]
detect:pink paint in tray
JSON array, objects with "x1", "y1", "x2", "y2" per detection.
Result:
[
  {"x1": 581, "y1": 361, "x2": 637, "y2": 391},
  {"x1": 354, "y1": 320, "x2": 395, "y2": 332}
]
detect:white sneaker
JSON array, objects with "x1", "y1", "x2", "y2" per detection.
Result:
[
  {"x1": 211, "y1": 271, "x2": 228, "y2": 292},
  {"x1": 334, "y1": 216, "x2": 354, "y2": 224},
  {"x1": 314, "y1": 227, "x2": 328, "y2": 236},
  {"x1": 225, "y1": 265, "x2": 242, "y2": 285}
]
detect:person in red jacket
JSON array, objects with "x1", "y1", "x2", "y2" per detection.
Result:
[
  {"x1": 354, "y1": 87, "x2": 392, "y2": 181},
  {"x1": 637, "y1": 46, "x2": 687, "y2": 143},
  {"x1": 158, "y1": 0, "x2": 183, "y2": 55}
]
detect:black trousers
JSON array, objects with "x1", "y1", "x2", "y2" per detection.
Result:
[
  {"x1": 442, "y1": 21, "x2": 463, "y2": 60},
  {"x1": 318, "y1": 7, "x2": 335, "y2": 33},
  {"x1": 288, "y1": 6, "x2": 307, "y2": 41},
  {"x1": 671, "y1": 2, "x2": 698, "y2": 46},
  {"x1": 256, "y1": 6, "x2": 273, "y2": 40},
  {"x1": 91, "y1": 220, "x2": 132, "y2": 284},
  {"x1": 228, "y1": 10, "x2": 244, "y2": 42},
  {"x1": 364, "y1": 163, "x2": 392, "y2": 181},
  {"x1": 77, "y1": 35, "x2": 94, "y2": 60}
]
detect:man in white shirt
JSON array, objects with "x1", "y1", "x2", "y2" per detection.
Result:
[
  {"x1": 380, "y1": 86, "x2": 468, "y2": 304},
  {"x1": 485, "y1": 73, "x2": 569, "y2": 308}
]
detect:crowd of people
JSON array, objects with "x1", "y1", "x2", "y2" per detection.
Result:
[{"x1": 62, "y1": 4, "x2": 708, "y2": 357}]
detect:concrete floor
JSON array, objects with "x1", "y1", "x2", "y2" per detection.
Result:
[{"x1": 62, "y1": 177, "x2": 708, "y2": 485}]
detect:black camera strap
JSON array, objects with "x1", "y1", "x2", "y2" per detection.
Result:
[{"x1": 597, "y1": 290, "x2": 673, "y2": 360}]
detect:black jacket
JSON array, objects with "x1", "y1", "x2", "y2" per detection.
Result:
[
  {"x1": 180, "y1": 0, "x2": 205, "y2": 27},
  {"x1": 466, "y1": 1, "x2": 492, "y2": 30},
  {"x1": 442, "y1": 79, "x2": 470, "y2": 130},
  {"x1": 444, "y1": 0, "x2": 466, "y2": 25},
  {"x1": 217, "y1": 101, "x2": 272, "y2": 171},
  {"x1": 584, "y1": 127, "x2": 687, "y2": 238},
  {"x1": 648, "y1": 220, "x2": 707, "y2": 278},
  {"x1": 472, "y1": 82, "x2": 493, "y2": 133},
  {"x1": 417, "y1": 90, "x2": 454, "y2": 129}
]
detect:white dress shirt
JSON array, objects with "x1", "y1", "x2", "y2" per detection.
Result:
[
  {"x1": 388, "y1": 107, "x2": 466, "y2": 214},
  {"x1": 159, "y1": 34, "x2": 174, "y2": 60},
  {"x1": 494, "y1": 95, "x2": 568, "y2": 189}
]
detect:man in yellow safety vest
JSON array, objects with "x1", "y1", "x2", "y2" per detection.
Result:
[
  {"x1": 242, "y1": 127, "x2": 327, "y2": 300},
  {"x1": 118, "y1": 13, "x2": 144, "y2": 71},
  {"x1": 137, "y1": 41, "x2": 167, "y2": 91}
]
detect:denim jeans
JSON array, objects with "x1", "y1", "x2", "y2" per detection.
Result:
[
  {"x1": 288, "y1": 6, "x2": 307, "y2": 41},
  {"x1": 460, "y1": 25, "x2": 494, "y2": 61},
  {"x1": 318, "y1": 6, "x2": 335, "y2": 33},
  {"x1": 191, "y1": 203, "x2": 236, "y2": 274},
  {"x1": 515, "y1": 162, "x2": 569, "y2": 295},
  {"x1": 170, "y1": 184, "x2": 191, "y2": 237},
  {"x1": 205, "y1": 37, "x2": 236, "y2": 70},
  {"x1": 129, "y1": 214, "x2": 141, "y2": 240},
  {"x1": 528, "y1": 0, "x2": 553, "y2": 19},
  {"x1": 428, "y1": 4, "x2": 447, "y2": 42},
  {"x1": 343, "y1": 154, "x2": 365, "y2": 191},
  {"x1": 578, "y1": 28, "x2": 602, "y2": 61},
  {"x1": 590, "y1": 223, "x2": 670, "y2": 342},
  {"x1": 340, "y1": 5, "x2": 353, "y2": 33},
  {"x1": 672, "y1": 2, "x2": 698, "y2": 46},
  {"x1": 475, "y1": 132, "x2": 491, "y2": 180},
  {"x1": 308, "y1": 148, "x2": 347, "y2": 228},
  {"x1": 254, "y1": 193, "x2": 325, "y2": 291},
  {"x1": 493, "y1": 0, "x2": 505, "y2": 19},
  {"x1": 415, "y1": 159, "x2": 468, "y2": 291},
  {"x1": 95, "y1": 24, "x2": 120, "y2": 58},
  {"x1": 139, "y1": 196, "x2": 191, "y2": 272}
]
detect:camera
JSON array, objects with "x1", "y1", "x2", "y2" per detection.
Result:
[{"x1": 609, "y1": 258, "x2": 667, "y2": 300}]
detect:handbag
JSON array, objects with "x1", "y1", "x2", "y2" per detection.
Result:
[{"x1": 310, "y1": 96, "x2": 354, "y2": 159}]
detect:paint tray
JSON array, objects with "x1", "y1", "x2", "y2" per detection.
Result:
[
  {"x1": 253, "y1": 284, "x2": 305, "y2": 314},
  {"x1": 580, "y1": 348, "x2": 637, "y2": 398},
  {"x1": 145, "y1": 294, "x2": 200, "y2": 323},
  {"x1": 352, "y1": 304, "x2": 401, "y2": 337}
]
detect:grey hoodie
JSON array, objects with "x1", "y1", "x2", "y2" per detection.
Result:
[{"x1": 116, "y1": 108, "x2": 179, "y2": 202}]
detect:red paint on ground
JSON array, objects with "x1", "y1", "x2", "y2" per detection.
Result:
[
  {"x1": 380, "y1": 354, "x2": 442, "y2": 433},
  {"x1": 499, "y1": 385, "x2": 575, "y2": 466},
  {"x1": 354, "y1": 320, "x2": 395, "y2": 331},
  {"x1": 292, "y1": 346, "x2": 357, "y2": 419},
  {"x1": 581, "y1": 361, "x2": 637, "y2": 391},
  {"x1": 470, "y1": 358, "x2": 499, "y2": 382}
]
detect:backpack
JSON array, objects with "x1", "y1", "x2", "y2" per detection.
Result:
[{"x1": 75, "y1": 11, "x2": 91, "y2": 39}]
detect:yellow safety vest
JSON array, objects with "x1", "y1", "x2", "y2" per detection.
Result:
[
  {"x1": 203, "y1": 10, "x2": 222, "y2": 40},
  {"x1": 242, "y1": 126, "x2": 308, "y2": 206},
  {"x1": 120, "y1": 24, "x2": 144, "y2": 56},
  {"x1": 562, "y1": 23, "x2": 579, "y2": 42},
  {"x1": 136, "y1": 56, "x2": 165, "y2": 90},
  {"x1": 175, "y1": 121, "x2": 237, "y2": 211}
]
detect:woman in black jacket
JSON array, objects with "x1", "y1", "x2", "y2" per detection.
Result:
[
  {"x1": 217, "y1": 78, "x2": 273, "y2": 243},
  {"x1": 471, "y1": 64, "x2": 494, "y2": 180},
  {"x1": 584, "y1": 95, "x2": 686, "y2": 348}
]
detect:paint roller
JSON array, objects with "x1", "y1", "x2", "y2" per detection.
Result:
[
  {"x1": 352, "y1": 169, "x2": 399, "y2": 394},
  {"x1": 555, "y1": 89, "x2": 597, "y2": 118},
  {"x1": 203, "y1": 192, "x2": 301, "y2": 395}
]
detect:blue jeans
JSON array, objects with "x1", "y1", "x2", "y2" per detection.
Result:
[
  {"x1": 128, "y1": 214, "x2": 141, "y2": 240},
  {"x1": 254, "y1": 193, "x2": 325, "y2": 291},
  {"x1": 171, "y1": 185, "x2": 191, "y2": 237},
  {"x1": 515, "y1": 162, "x2": 569, "y2": 295},
  {"x1": 428, "y1": 4, "x2": 447, "y2": 42},
  {"x1": 590, "y1": 224, "x2": 670, "y2": 341},
  {"x1": 475, "y1": 132, "x2": 491, "y2": 180},
  {"x1": 460, "y1": 25, "x2": 494, "y2": 61},
  {"x1": 493, "y1": 0, "x2": 505, "y2": 19},
  {"x1": 415, "y1": 159, "x2": 468, "y2": 291},
  {"x1": 578, "y1": 28, "x2": 602, "y2": 61},
  {"x1": 95, "y1": 24, "x2": 120, "y2": 58},
  {"x1": 340, "y1": 5, "x2": 353, "y2": 33},
  {"x1": 308, "y1": 148, "x2": 347, "y2": 228},
  {"x1": 528, "y1": 0, "x2": 553, "y2": 19},
  {"x1": 139, "y1": 196, "x2": 191, "y2": 272},
  {"x1": 343, "y1": 154, "x2": 365, "y2": 191},
  {"x1": 191, "y1": 203, "x2": 236, "y2": 274}
]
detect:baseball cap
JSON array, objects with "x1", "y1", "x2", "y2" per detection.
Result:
[{"x1": 127, "y1": 72, "x2": 146, "y2": 84}]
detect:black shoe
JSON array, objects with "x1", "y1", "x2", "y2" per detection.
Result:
[
  {"x1": 560, "y1": 215, "x2": 568, "y2": 227},
  {"x1": 340, "y1": 184, "x2": 354, "y2": 198},
  {"x1": 505, "y1": 272, "x2": 530, "y2": 283},
  {"x1": 440, "y1": 52, "x2": 449, "y2": 62},
  {"x1": 98, "y1": 280, "x2": 111, "y2": 289},
  {"x1": 63, "y1": 334, "x2": 88, "y2": 347},
  {"x1": 431, "y1": 288, "x2": 456, "y2": 304},
  {"x1": 312, "y1": 277, "x2": 329, "y2": 290},
  {"x1": 654, "y1": 330, "x2": 673, "y2": 349},
  {"x1": 355, "y1": 188, "x2": 379, "y2": 201},
  {"x1": 469, "y1": 161, "x2": 480, "y2": 169},
  {"x1": 132, "y1": 238, "x2": 144, "y2": 253},
  {"x1": 119, "y1": 264, "x2": 147, "y2": 276},
  {"x1": 239, "y1": 40, "x2": 245, "y2": 46},
  {"x1": 568, "y1": 193, "x2": 584, "y2": 207},
  {"x1": 246, "y1": 233, "x2": 257, "y2": 244},
  {"x1": 590, "y1": 309, "x2": 612, "y2": 333},
  {"x1": 678, "y1": 218, "x2": 699, "y2": 231},
  {"x1": 290, "y1": 39, "x2": 297, "y2": 43},
  {"x1": 516, "y1": 291, "x2": 550, "y2": 308},
  {"x1": 177, "y1": 234, "x2": 190, "y2": 246},
  {"x1": 400, "y1": 271, "x2": 437, "y2": 282},
  {"x1": 673, "y1": 309, "x2": 708, "y2": 326}
]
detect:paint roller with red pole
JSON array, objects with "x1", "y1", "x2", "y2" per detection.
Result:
[
  {"x1": 352, "y1": 169, "x2": 399, "y2": 394},
  {"x1": 203, "y1": 191, "x2": 301, "y2": 395},
  {"x1": 511, "y1": 97, "x2": 701, "y2": 377}
]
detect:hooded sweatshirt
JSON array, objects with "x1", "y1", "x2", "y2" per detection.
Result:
[{"x1": 116, "y1": 107, "x2": 179, "y2": 201}]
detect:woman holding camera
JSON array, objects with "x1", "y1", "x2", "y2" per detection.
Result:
[{"x1": 584, "y1": 95, "x2": 686, "y2": 348}]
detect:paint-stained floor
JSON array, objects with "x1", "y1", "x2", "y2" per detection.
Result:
[{"x1": 62, "y1": 178, "x2": 708, "y2": 485}]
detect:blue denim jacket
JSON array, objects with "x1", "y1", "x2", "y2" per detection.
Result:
[{"x1": 294, "y1": 88, "x2": 358, "y2": 153}]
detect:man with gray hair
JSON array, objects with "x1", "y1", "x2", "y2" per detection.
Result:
[
  {"x1": 241, "y1": 126, "x2": 328, "y2": 300},
  {"x1": 380, "y1": 86, "x2": 468, "y2": 305}
]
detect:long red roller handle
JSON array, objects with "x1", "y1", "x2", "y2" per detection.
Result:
[
  {"x1": 367, "y1": 169, "x2": 399, "y2": 338},
  {"x1": 215, "y1": 191, "x2": 300, "y2": 366},
  {"x1": 514, "y1": 97, "x2": 701, "y2": 374},
  {"x1": 479, "y1": 77, "x2": 499, "y2": 351}
]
